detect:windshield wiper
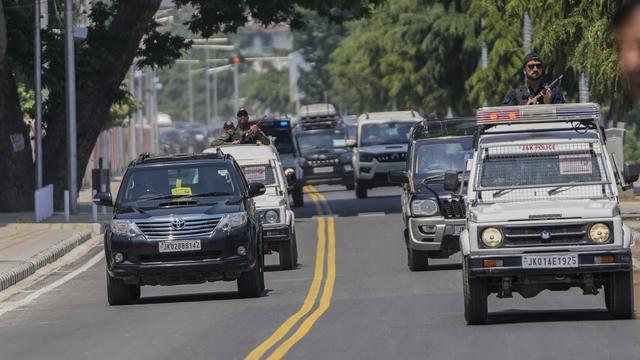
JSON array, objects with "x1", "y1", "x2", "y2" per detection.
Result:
[
  {"x1": 191, "y1": 192, "x2": 234, "y2": 197},
  {"x1": 548, "y1": 185, "x2": 576, "y2": 195},
  {"x1": 492, "y1": 189, "x2": 514, "y2": 198}
]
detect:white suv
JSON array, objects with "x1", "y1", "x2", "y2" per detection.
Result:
[
  {"x1": 204, "y1": 145, "x2": 298, "y2": 269},
  {"x1": 353, "y1": 111, "x2": 420, "y2": 198}
]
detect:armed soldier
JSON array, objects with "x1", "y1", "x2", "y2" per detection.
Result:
[
  {"x1": 502, "y1": 52, "x2": 566, "y2": 106},
  {"x1": 210, "y1": 108, "x2": 271, "y2": 147}
]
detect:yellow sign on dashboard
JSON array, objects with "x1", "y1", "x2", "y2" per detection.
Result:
[{"x1": 171, "y1": 178, "x2": 192, "y2": 196}]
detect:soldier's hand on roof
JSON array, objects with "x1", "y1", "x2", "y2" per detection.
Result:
[
  {"x1": 232, "y1": 140, "x2": 241, "y2": 144},
  {"x1": 541, "y1": 88, "x2": 552, "y2": 104},
  {"x1": 526, "y1": 97, "x2": 539, "y2": 105}
]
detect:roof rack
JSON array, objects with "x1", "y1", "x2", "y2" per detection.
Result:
[
  {"x1": 412, "y1": 117, "x2": 477, "y2": 139},
  {"x1": 129, "y1": 151, "x2": 230, "y2": 167},
  {"x1": 135, "y1": 153, "x2": 150, "y2": 164}
]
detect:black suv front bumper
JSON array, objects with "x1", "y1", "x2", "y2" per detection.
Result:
[
  {"x1": 105, "y1": 230, "x2": 257, "y2": 285},
  {"x1": 467, "y1": 249, "x2": 633, "y2": 278}
]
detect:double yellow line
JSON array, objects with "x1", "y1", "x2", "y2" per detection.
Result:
[{"x1": 245, "y1": 185, "x2": 336, "y2": 360}]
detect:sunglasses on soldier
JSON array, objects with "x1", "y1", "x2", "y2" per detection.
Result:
[{"x1": 527, "y1": 63, "x2": 543, "y2": 70}]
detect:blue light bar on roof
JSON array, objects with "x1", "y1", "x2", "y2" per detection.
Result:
[{"x1": 278, "y1": 121, "x2": 290, "y2": 127}]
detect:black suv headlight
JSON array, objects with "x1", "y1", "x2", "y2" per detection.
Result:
[
  {"x1": 411, "y1": 199, "x2": 438, "y2": 216},
  {"x1": 339, "y1": 152, "x2": 353, "y2": 163},
  {"x1": 111, "y1": 220, "x2": 143, "y2": 237},
  {"x1": 262, "y1": 209, "x2": 280, "y2": 224},
  {"x1": 215, "y1": 212, "x2": 248, "y2": 232},
  {"x1": 359, "y1": 153, "x2": 374, "y2": 162}
]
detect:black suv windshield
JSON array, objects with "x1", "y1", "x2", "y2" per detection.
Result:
[
  {"x1": 414, "y1": 137, "x2": 473, "y2": 175},
  {"x1": 360, "y1": 122, "x2": 413, "y2": 147},
  {"x1": 296, "y1": 130, "x2": 347, "y2": 153},
  {"x1": 117, "y1": 163, "x2": 240, "y2": 207}
]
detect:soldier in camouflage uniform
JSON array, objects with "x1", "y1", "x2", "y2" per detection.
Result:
[{"x1": 210, "y1": 108, "x2": 271, "y2": 147}]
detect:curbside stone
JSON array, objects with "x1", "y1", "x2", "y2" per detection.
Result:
[{"x1": 0, "y1": 231, "x2": 93, "y2": 292}]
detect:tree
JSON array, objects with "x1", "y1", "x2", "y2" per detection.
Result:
[
  {"x1": 327, "y1": 0, "x2": 479, "y2": 116},
  {"x1": 0, "y1": 0, "x2": 380, "y2": 211},
  {"x1": 240, "y1": 62, "x2": 293, "y2": 115},
  {"x1": 293, "y1": 10, "x2": 348, "y2": 104}
]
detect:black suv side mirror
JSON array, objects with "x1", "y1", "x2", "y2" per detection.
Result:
[
  {"x1": 248, "y1": 182, "x2": 266, "y2": 198},
  {"x1": 443, "y1": 171, "x2": 460, "y2": 192},
  {"x1": 93, "y1": 192, "x2": 113, "y2": 207},
  {"x1": 284, "y1": 169, "x2": 297, "y2": 187},
  {"x1": 623, "y1": 161, "x2": 639, "y2": 184},
  {"x1": 389, "y1": 171, "x2": 408, "y2": 184}
]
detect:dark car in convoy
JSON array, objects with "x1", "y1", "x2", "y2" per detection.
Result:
[
  {"x1": 93, "y1": 151, "x2": 267, "y2": 305},
  {"x1": 253, "y1": 116, "x2": 305, "y2": 207},
  {"x1": 391, "y1": 118, "x2": 476, "y2": 271},
  {"x1": 293, "y1": 107, "x2": 354, "y2": 190}
]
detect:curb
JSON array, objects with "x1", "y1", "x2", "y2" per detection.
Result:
[{"x1": 0, "y1": 231, "x2": 93, "y2": 292}]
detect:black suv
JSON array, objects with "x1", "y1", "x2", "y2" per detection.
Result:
[
  {"x1": 293, "y1": 119, "x2": 354, "y2": 190},
  {"x1": 391, "y1": 119, "x2": 476, "y2": 271},
  {"x1": 93, "y1": 151, "x2": 267, "y2": 305}
]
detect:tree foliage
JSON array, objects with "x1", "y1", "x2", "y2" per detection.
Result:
[
  {"x1": 327, "y1": 0, "x2": 479, "y2": 116},
  {"x1": 0, "y1": 0, "x2": 381, "y2": 211}
]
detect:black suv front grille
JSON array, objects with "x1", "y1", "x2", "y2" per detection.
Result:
[
  {"x1": 501, "y1": 223, "x2": 589, "y2": 247},
  {"x1": 139, "y1": 250, "x2": 222, "y2": 263},
  {"x1": 375, "y1": 152, "x2": 407, "y2": 163},
  {"x1": 441, "y1": 199, "x2": 466, "y2": 219}
]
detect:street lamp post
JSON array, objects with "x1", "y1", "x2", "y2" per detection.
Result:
[
  {"x1": 205, "y1": 48, "x2": 211, "y2": 125},
  {"x1": 64, "y1": 0, "x2": 78, "y2": 213},
  {"x1": 34, "y1": 0, "x2": 43, "y2": 189}
]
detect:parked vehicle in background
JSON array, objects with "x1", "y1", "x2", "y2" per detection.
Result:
[
  {"x1": 353, "y1": 111, "x2": 420, "y2": 198},
  {"x1": 159, "y1": 127, "x2": 186, "y2": 154},
  {"x1": 205, "y1": 144, "x2": 298, "y2": 269},
  {"x1": 457, "y1": 104, "x2": 638, "y2": 324},
  {"x1": 93, "y1": 151, "x2": 267, "y2": 305},
  {"x1": 391, "y1": 118, "x2": 476, "y2": 271},
  {"x1": 293, "y1": 104, "x2": 354, "y2": 190}
]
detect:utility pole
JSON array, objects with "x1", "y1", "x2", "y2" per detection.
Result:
[
  {"x1": 205, "y1": 48, "x2": 211, "y2": 125},
  {"x1": 233, "y1": 61, "x2": 240, "y2": 111},
  {"x1": 187, "y1": 55, "x2": 194, "y2": 122},
  {"x1": 64, "y1": 0, "x2": 78, "y2": 213},
  {"x1": 213, "y1": 49, "x2": 218, "y2": 123},
  {"x1": 128, "y1": 66, "x2": 137, "y2": 160},
  {"x1": 34, "y1": 0, "x2": 43, "y2": 189}
]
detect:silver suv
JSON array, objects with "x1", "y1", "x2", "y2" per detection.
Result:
[
  {"x1": 456, "y1": 104, "x2": 639, "y2": 324},
  {"x1": 353, "y1": 111, "x2": 420, "y2": 198}
]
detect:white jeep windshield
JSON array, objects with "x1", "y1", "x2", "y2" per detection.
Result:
[{"x1": 475, "y1": 142, "x2": 612, "y2": 202}]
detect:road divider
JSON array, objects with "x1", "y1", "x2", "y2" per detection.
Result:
[{"x1": 245, "y1": 186, "x2": 337, "y2": 360}]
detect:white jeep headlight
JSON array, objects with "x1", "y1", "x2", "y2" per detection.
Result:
[
  {"x1": 481, "y1": 227, "x2": 503, "y2": 248},
  {"x1": 411, "y1": 199, "x2": 438, "y2": 216},
  {"x1": 215, "y1": 212, "x2": 248, "y2": 232},
  {"x1": 110, "y1": 220, "x2": 142, "y2": 237},
  {"x1": 263, "y1": 209, "x2": 280, "y2": 224}
]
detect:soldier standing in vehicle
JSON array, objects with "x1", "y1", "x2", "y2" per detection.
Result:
[
  {"x1": 210, "y1": 109, "x2": 271, "y2": 146},
  {"x1": 502, "y1": 52, "x2": 566, "y2": 106}
]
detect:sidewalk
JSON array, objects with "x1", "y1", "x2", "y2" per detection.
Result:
[{"x1": 0, "y1": 180, "x2": 120, "y2": 292}]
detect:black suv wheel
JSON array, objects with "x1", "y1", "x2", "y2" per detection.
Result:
[
  {"x1": 238, "y1": 244, "x2": 265, "y2": 298},
  {"x1": 404, "y1": 229, "x2": 428, "y2": 271},
  {"x1": 292, "y1": 187, "x2": 304, "y2": 207},
  {"x1": 106, "y1": 269, "x2": 138, "y2": 305},
  {"x1": 605, "y1": 270, "x2": 634, "y2": 319},
  {"x1": 355, "y1": 179, "x2": 368, "y2": 198}
]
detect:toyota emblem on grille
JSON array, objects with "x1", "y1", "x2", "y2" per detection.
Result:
[
  {"x1": 171, "y1": 218, "x2": 186, "y2": 230},
  {"x1": 540, "y1": 230, "x2": 551, "y2": 241}
]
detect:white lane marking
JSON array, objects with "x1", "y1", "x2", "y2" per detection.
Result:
[
  {"x1": 0, "y1": 252, "x2": 103, "y2": 318},
  {"x1": 358, "y1": 212, "x2": 385, "y2": 217}
]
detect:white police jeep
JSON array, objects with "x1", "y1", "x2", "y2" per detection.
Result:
[
  {"x1": 455, "y1": 104, "x2": 638, "y2": 324},
  {"x1": 204, "y1": 145, "x2": 298, "y2": 269}
]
